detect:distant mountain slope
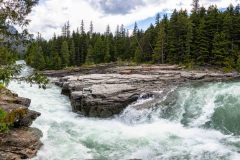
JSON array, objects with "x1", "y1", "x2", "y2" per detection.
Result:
[{"x1": 0, "y1": 25, "x2": 27, "y2": 55}]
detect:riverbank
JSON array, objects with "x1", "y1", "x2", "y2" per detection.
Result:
[
  {"x1": 44, "y1": 64, "x2": 240, "y2": 118},
  {"x1": 0, "y1": 86, "x2": 42, "y2": 159}
]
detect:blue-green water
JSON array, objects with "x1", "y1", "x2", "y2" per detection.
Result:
[{"x1": 8, "y1": 63, "x2": 240, "y2": 160}]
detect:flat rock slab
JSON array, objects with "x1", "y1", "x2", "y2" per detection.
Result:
[{"x1": 55, "y1": 65, "x2": 240, "y2": 118}]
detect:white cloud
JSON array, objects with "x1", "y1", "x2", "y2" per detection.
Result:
[{"x1": 27, "y1": 0, "x2": 239, "y2": 39}]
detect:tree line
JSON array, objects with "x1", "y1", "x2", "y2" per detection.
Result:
[{"x1": 25, "y1": 1, "x2": 240, "y2": 71}]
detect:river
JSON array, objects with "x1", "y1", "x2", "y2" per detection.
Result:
[{"x1": 8, "y1": 62, "x2": 240, "y2": 160}]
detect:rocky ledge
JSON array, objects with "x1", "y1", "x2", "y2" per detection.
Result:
[
  {"x1": 54, "y1": 65, "x2": 240, "y2": 118},
  {"x1": 0, "y1": 87, "x2": 42, "y2": 160}
]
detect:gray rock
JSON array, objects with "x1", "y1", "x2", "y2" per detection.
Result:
[
  {"x1": 0, "y1": 87, "x2": 42, "y2": 159},
  {"x1": 0, "y1": 127, "x2": 43, "y2": 160},
  {"x1": 54, "y1": 65, "x2": 240, "y2": 118},
  {"x1": 16, "y1": 97, "x2": 31, "y2": 107},
  {"x1": 70, "y1": 84, "x2": 139, "y2": 117},
  {"x1": 17, "y1": 110, "x2": 41, "y2": 127}
]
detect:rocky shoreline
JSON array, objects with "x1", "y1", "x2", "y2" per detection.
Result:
[
  {"x1": 0, "y1": 87, "x2": 42, "y2": 159},
  {"x1": 48, "y1": 64, "x2": 240, "y2": 118}
]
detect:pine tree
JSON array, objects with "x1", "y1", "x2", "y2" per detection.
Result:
[
  {"x1": 66, "y1": 21, "x2": 71, "y2": 38},
  {"x1": 190, "y1": 7, "x2": 201, "y2": 62},
  {"x1": 223, "y1": 5, "x2": 235, "y2": 53},
  {"x1": 69, "y1": 40, "x2": 75, "y2": 65},
  {"x1": 116, "y1": 25, "x2": 120, "y2": 37},
  {"x1": 85, "y1": 45, "x2": 94, "y2": 65},
  {"x1": 192, "y1": 0, "x2": 200, "y2": 13},
  {"x1": 168, "y1": 9, "x2": 189, "y2": 64},
  {"x1": 89, "y1": 21, "x2": 94, "y2": 38},
  {"x1": 134, "y1": 47, "x2": 142, "y2": 63},
  {"x1": 60, "y1": 41, "x2": 70, "y2": 67},
  {"x1": 133, "y1": 22, "x2": 138, "y2": 36},
  {"x1": 153, "y1": 23, "x2": 166, "y2": 63},
  {"x1": 81, "y1": 36, "x2": 88, "y2": 65},
  {"x1": 140, "y1": 24, "x2": 155, "y2": 62},
  {"x1": 120, "y1": 24, "x2": 125, "y2": 37},
  {"x1": 25, "y1": 44, "x2": 34, "y2": 65},
  {"x1": 62, "y1": 23, "x2": 67, "y2": 38},
  {"x1": 33, "y1": 46, "x2": 46, "y2": 70},
  {"x1": 52, "y1": 52, "x2": 62, "y2": 69},
  {"x1": 234, "y1": 5, "x2": 240, "y2": 49},
  {"x1": 104, "y1": 42, "x2": 111, "y2": 63},
  {"x1": 197, "y1": 19, "x2": 209, "y2": 65},
  {"x1": 185, "y1": 21, "x2": 193, "y2": 65},
  {"x1": 105, "y1": 25, "x2": 111, "y2": 36},
  {"x1": 167, "y1": 9, "x2": 179, "y2": 64},
  {"x1": 205, "y1": 5, "x2": 222, "y2": 59},
  {"x1": 130, "y1": 23, "x2": 139, "y2": 61},
  {"x1": 72, "y1": 31, "x2": 80, "y2": 65},
  {"x1": 155, "y1": 13, "x2": 161, "y2": 25},
  {"x1": 212, "y1": 32, "x2": 228, "y2": 66},
  {"x1": 81, "y1": 20, "x2": 85, "y2": 34},
  {"x1": 104, "y1": 27, "x2": 111, "y2": 62},
  {"x1": 176, "y1": 10, "x2": 189, "y2": 64},
  {"x1": 93, "y1": 36, "x2": 105, "y2": 63}
]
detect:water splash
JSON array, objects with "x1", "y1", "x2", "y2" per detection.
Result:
[{"x1": 7, "y1": 62, "x2": 240, "y2": 160}]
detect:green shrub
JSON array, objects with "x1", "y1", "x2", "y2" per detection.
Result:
[
  {"x1": 223, "y1": 57, "x2": 234, "y2": 73},
  {"x1": 185, "y1": 60, "x2": 195, "y2": 70},
  {"x1": 0, "y1": 108, "x2": 10, "y2": 132},
  {"x1": 0, "y1": 83, "x2": 5, "y2": 90}
]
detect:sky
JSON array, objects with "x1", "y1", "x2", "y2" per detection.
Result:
[{"x1": 27, "y1": 0, "x2": 240, "y2": 39}]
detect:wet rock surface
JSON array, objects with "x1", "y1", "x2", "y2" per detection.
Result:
[
  {"x1": 0, "y1": 87, "x2": 42, "y2": 159},
  {"x1": 53, "y1": 64, "x2": 240, "y2": 118},
  {"x1": 0, "y1": 127, "x2": 42, "y2": 160}
]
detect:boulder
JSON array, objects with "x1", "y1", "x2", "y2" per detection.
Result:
[
  {"x1": 0, "y1": 87, "x2": 42, "y2": 159},
  {"x1": 0, "y1": 100, "x2": 41, "y2": 128},
  {"x1": 70, "y1": 84, "x2": 139, "y2": 117},
  {"x1": 0, "y1": 127, "x2": 42, "y2": 160}
]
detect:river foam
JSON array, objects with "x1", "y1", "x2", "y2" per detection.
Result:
[{"x1": 8, "y1": 62, "x2": 240, "y2": 160}]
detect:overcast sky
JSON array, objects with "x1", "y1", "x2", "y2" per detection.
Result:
[{"x1": 27, "y1": 0, "x2": 240, "y2": 39}]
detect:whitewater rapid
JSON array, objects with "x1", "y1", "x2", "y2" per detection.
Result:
[{"x1": 8, "y1": 63, "x2": 240, "y2": 160}]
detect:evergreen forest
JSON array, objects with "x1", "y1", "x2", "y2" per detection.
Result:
[{"x1": 25, "y1": 2, "x2": 240, "y2": 72}]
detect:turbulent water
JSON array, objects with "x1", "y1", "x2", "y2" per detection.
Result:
[{"x1": 8, "y1": 62, "x2": 240, "y2": 160}]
